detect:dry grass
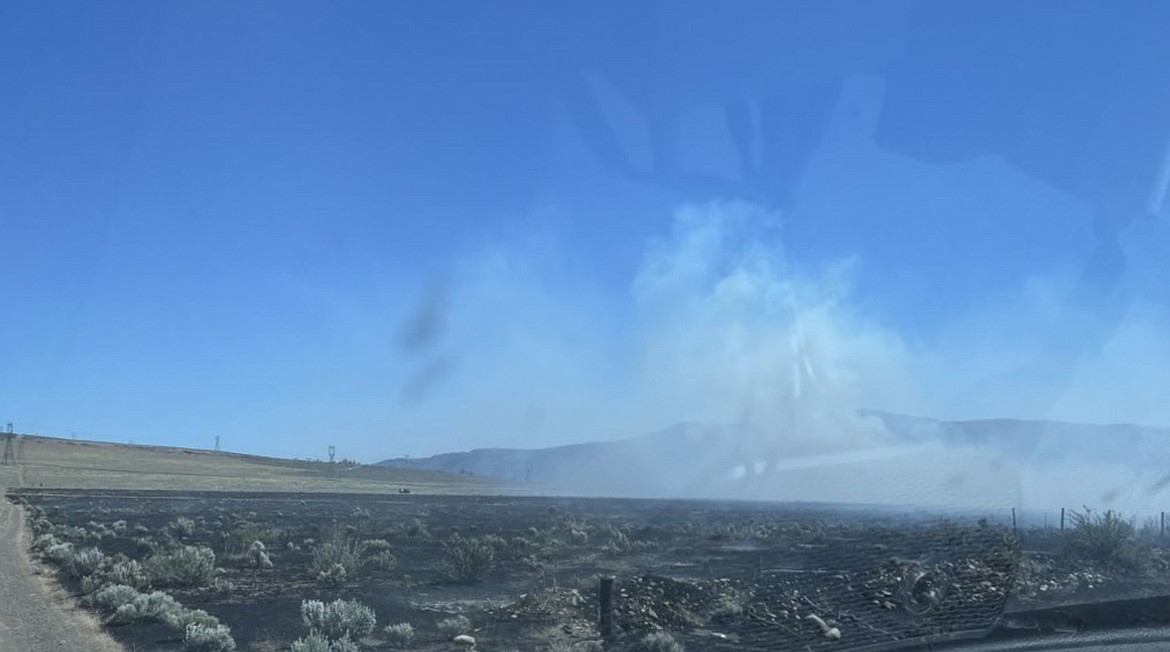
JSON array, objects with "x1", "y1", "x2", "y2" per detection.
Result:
[{"x1": 1, "y1": 434, "x2": 517, "y2": 495}]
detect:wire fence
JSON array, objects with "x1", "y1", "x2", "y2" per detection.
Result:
[{"x1": 1010, "y1": 506, "x2": 1170, "y2": 538}]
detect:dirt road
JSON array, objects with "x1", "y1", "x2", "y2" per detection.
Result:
[{"x1": 0, "y1": 489, "x2": 122, "y2": 652}]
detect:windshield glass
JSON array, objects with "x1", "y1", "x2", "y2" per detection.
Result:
[{"x1": 3, "y1": 2, "x2": 1169, "y2": 651}]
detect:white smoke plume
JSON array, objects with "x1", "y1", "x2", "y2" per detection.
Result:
[{"x1": 395, "y1": 199, "x2": 1169, "y2": 511}]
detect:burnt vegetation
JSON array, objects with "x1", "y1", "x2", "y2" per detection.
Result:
[{"x1": 11, "y1": 491, "x2": 1170, "y2": 651}]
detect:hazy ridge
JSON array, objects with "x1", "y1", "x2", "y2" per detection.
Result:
[{"x1": 379, "y1": 412, "x2": 1170, "y2": 506}]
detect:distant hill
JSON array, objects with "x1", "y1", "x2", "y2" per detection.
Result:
[
  {"x1": 0, "y1": 433, "x2": 508, "y2": 494},
  {"x1": 378, "y1": 412, "x2": 1170, "y2": 503},
  {"x1": 382, "y1": 422, "x2": 732, "y2": 497}
]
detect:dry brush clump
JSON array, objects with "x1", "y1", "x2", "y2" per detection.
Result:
[
  {"x1": 26, "y1": 509, "x2": 228, "y2": 651},
  {"x1": 144, "y1": 545, "x2": 218, "y2": 587},
  {"x1": 44, "y1": 543, "x2": 106, "y2": 579},
  {"x1": 641, "y1": 631, "x2": 684, "y2": 652},
  {"x1": 307, "y1": 533, "x2": 397, "y2": 582},
  {"x1": 308, "y1": 528, "x2": 365, "y2": 583},
  {"x1": 248, "y1": 540, "x2": 274, "y2": 568},
  {"x1": 436, "y1": 614, "x2": 472, "y2": 639},
  {"x1": 601, "y1": 526, "x2": 633, "y2": 556},
  {"x1": 290, "y1": 630, "x2": 360, "y2": 652},
  {"x1": 402, "y1": 517, "x2": 430, "y2": 539},
  {"x1": 93, "y1": 585, "x2": 182, "y2": 626},
  {"x1": 92, "y1": 582, "x2": 232, "y2": 650},
  {"x1": 359, "y1": 538, "x2": 397, "y2": 571},
  {"x1": 439, "y1": 534, "x2": 496, "y2": 583},
  {"x1": 81, "y1": 556, "x2": 150, "y2": 593},
  {"x1": 301, "y1": 598, "x2": 377, "y2": 641},
  {"x1": 219, "y1": 520, "x2": 283, "y2": 557},
  {"x1": 544, "y1": 642, "x2": 604, "y2": 652},
  {"x1": 1065, "y1": 507, "x2": 1148, "y2": 572},
  {"x1": 167, "y1": 516, "x2": 198, "y2": 539},
  {"x1": 183, "y1": 623, "x2": 237, "y2": 652},
  {"x1": 382, "y1": 622, "x2": 415, "y2": 648}
]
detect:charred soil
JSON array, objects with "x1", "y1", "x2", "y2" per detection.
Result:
[{"x1": 9, "y1": 490, "x2": 1170, "y2": 651}]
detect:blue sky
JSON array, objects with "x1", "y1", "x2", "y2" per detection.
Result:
[{"x1": 3, "y1": 2, "x2": 1168, "y2": 462}]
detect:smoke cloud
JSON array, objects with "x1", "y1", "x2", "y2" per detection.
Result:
[{"x1": 398, "y1": 200, "x2": 1169, "y2": 510}]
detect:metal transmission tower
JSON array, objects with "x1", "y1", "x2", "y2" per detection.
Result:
[
  {"x1": 214, "y1": 435, "x2": 220, "y2": 452},
  {"x1": 1, "y1": 433, "x2": 15, "y2": 466},
  {"x1": 328, "y1": 445, "x2": 336, "y2": 463}
]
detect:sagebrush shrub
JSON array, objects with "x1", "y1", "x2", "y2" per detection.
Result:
[
  {"x1": 547, "y1": 642, "x2": 605, "y2": 652},
  {"x1": 291, "y1": 630, "x2": 359, "y2": 652},
  {"x1": 360, "y1": 538, "x2": 392, "y2": 554},
  {"x1": 145, "y1": 546, "x2": 217, "y2": 587},
  {"x1": 102, "y1": 589, "x2": 184, "y2": 625},
  {"x1": 166, "y1": 608, "x2": 222, "y2": 631},
  {"x1": 301, "y1": 598, "x2": 377, "y2": 640},
  {"x1": 93, "y1": 584, "x2": 140, "y2": 612},
  {"x1": 106, "y1": 558, "x2": 150, "y2": 589},
  {"x1": 94, "y1": 584, "x2": 220, "y2": 635},
  {"x1": 249, "y1": 541, "x2": 274, "y2": 568},
  {"x1": 69, "y1": 547, "x2": 107, "y2": 578},
  {"x1": 32, "y1": 533, "x2": 60, "y2": 552},
  {"x1": 168, "y1": 517, "x2": 197, "y2": 538},
  {"x1": 44, "y1": 543, "x2": 105, "y2": 579},
  {"x1": 403, "y1": 518, "x2": 429, "y2": 538},
  {"x1": 641, "y1": 631, "x2": 684, "y2": 652},
  {"x1": 221, "y1": 521, "x2": 281, "y2": 556},
  {"x1": 30, "y1": 516, "x2": 53, "y2": 536},
  {"x1": 1066, "y1": 507, "x2": 1146, "y2": 571},
  {"x1": 87, "y1": 520, "x2": 114, "y2": 539},
  {"x1": 83, "y1": 557, "x2": 150, "y2": 593},
  {"x1": 436, "y1": 614, "x2": 472, "y2": 638},
  {"x1": 365, "y1": 550, "x2": 396, "y2": 571},
  {"x1": 383, "y1": 622, "x2": 414, "y2": 648},
  {"x1": 315, "y1": 562, "x2": 348, "y2": 584},
  {"x1": 290, "y1": 630, "x2": 331, "y2": 652},
  {"x1": 601, "y1": 527, "x2": 632, "y2": 556},
  {"x1": 183, "y1": 623, "x2": 236, "y2": 652},
  {"x1": 81, "y1": 574, "x2": 105, "y2": 595},
  {"x1": 60, "y1": 525, "x2": 89, "y2": 542},
  {"x1": 439, "y1": 534, "x2": 495, "y2": 583},
  {"x1": 135, "y1": 536, "x2": 159, "y2": 554},
  {"x1": 310, "y1": 535, "x2": 362, "y2": 581},
  {"x1": 44, "y1": 542, "x2": 75, "y2": 564},
  {"x1": 709, "y1": 594, "x2": 745, "y2": 619}
]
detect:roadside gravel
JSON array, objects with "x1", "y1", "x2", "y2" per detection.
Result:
[{"x1": 0, "y1": 489, "x2": 123, "y2": 652}]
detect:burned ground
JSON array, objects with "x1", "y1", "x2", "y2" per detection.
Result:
[{"x1": 8, "y1": 489, "x2": 1170, "y2": 651}]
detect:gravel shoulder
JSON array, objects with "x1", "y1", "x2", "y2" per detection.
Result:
[{"x1": 0, "y1": 489, "x2": 124, "y2": 652}]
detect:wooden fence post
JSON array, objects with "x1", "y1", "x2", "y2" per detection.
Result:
[{"x1": 599, "y1": 576, "x2": 614, "y2": 638}]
